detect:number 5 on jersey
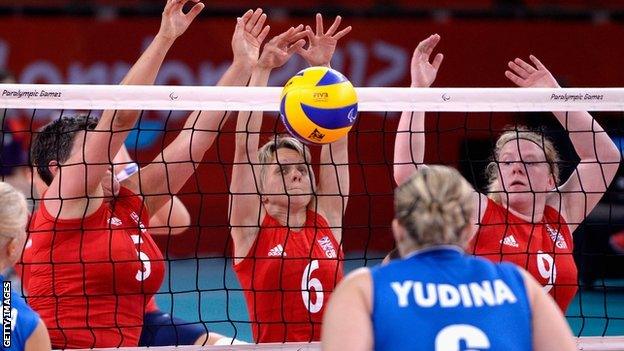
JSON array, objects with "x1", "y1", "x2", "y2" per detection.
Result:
[{"x1": 131, "y1": 234, "x2": 152, "y2": 281}]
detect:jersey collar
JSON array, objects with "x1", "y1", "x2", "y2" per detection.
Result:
[{"x1": 403, "y1": 245, "x2": 464, "y2": 260}]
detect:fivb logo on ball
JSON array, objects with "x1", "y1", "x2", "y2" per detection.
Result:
[{"x1": 280, "y1": 67, "x2": 358, "y2": 145}]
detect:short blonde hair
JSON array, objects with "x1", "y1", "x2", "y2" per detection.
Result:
[
  {"x1": 394, "y1": 165, "x2": 474, "y2": 248},
  {"x1": 257, "y1": 136, "x2": 315, "y2": 193},
  {"x1": 485, "y1": 126, "x2": 560, "y2": 203},
  {"x1": 0, "y1": 182, "x2": 28, "y2": 247}
]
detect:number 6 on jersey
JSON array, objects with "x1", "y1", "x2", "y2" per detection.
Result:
[{"x1": 301, "y1": 260, "x2": 324, "y2": 313}]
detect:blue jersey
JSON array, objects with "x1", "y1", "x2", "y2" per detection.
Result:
[
  {"x1": 0, "y1": 275, "x2": 40, "y2": 351},
  {"x1": 371, "y1": 246, "x2": 531, "y2": 351}
]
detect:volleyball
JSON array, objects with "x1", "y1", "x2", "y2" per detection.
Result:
[{"x1": 280, "y1": 66, "x2": 358, "y2": 145}]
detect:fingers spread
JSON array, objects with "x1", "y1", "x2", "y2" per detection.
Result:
[
  {"x1": 529, "y1": 55, "x2": 546, "y2": 70},
  {"x1": 163, "y1": 0, "x2": 175, "y2": 15},
  {"x1": 315, "y1": 13, "x2": 324, "y2": 35},
  {"x1": 288, "y1": 39, "x2": 307, "y2": 55},
  {"x1": 270, "y1": 26, "x2": 306, "y2": 51},
  {"x1": 432, "y1": 53, "x2": 444, "y2": 70},
  {"x1": 286, "y1": 25, "x2": 304, "y2": 36},
  {"x1": 514, "y1": 58, "x2": 536, "y2": 73},
  {"x1": 326, "y1": 16, "x2": 342, "y2": 36},
  {"x1": 257, "y1": 25, "x2": 271, "y2": 44},
  {"x1": 508, "y1": 61, "x2": 529, "y2": 78},
  {"x1": 246, "y1": 8, "x2": 263, "y2": 32},
  {"x1": 290, "y1": 29, "x2": 308, "y2": 42},
  {"x1": 186, "y1": 2, "x2": 204, "y2": 21},
  {"x1": 414, "y1": 37, "x2": 431, "y2": 60},
  {"x1": 236, "y1": 9, "x2": 253, "y2": 31},
  {"x1": 271, "y1": 27, "x2": 293, "y2": 48},
  {"x1": 304, "y1": 26, "x2": 315, "y2": 42},
  {"x1": 414, "y1": 34, "x2": 441, "y2": 63},
  {"x1": 169, "y1": 0, "x2": 186, "y2": 14},
  {"x1": 251, "y1": 13, "x2": 268, "y2": 36},
  {"x1": 295, "y1": 44, "x2": 307, "y2": 56},
  {"x1": 422, "y1": 34, "x2": 440, "y2": 58},
  {"x1": 274, "y1": 26, "x2": 296, "y2": 41},
  {"x1": 505, "y1": 70, "x2": 524, "y2": 86},
  {"x1": 333, "y1": 25, "x2": 352, "y2": 40},
  {"x1": 241, "y1": 9, "x2": 254, "y2": 21}
]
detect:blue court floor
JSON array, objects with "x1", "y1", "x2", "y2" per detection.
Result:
[{"x1": 155, "y1": 255, "x2": 624, "y2": 343}]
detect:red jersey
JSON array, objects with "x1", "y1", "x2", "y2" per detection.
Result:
[
  {"x1": 19, "y1": 222, "x2": 160, "y2": 316},
  {"x1": 233, "y1": 210, "x2": 343, "y2": 343},
  {"x1": 26, "y1": 187, "x2": 165, "y2": 348},
  {"x1": 469, "y1": 198, "x2": 577, "y2": 312}
]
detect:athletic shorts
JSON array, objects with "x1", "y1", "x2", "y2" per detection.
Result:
[{"x1": 139, "y1": 310, "x2": 207, "y2": 346}]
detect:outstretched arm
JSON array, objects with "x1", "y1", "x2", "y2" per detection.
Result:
[
  {"x1": 127, "y1": 9, "x2": 271, "y2": 215},
  {"x1": 506, "y1": 56, "x2": 621, "y2": 232},
  {"x1": 393, "y1": 34, "x2": 443, "y2": 187},
  {"x1": 229, "y1": 26, "x2": 306, "y2": 259},
  {"x1": 46, "y1": 0, "x2": 201, "y2": 219},
  {"x1": 114, "y1": 145, "x2": 190, "y2": 235},
  {"x1": 120, "y1": 0, "x2": 204, "y2": 86},
  {"x1": 299, "y1": 14, "x2": 352, "y2": 240}
]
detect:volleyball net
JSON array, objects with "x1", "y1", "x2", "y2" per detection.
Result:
[{"x1": 1, "y1": 84, "x2": 624, "y2": 350}]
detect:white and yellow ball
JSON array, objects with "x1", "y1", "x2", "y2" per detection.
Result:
[{"x1": 280, "y1": 67, "x2": 358, "y2": 145}]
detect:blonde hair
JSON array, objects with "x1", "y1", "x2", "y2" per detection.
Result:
[
  {"x1": 485, "y1": 126, "x2": 560, "y2": 203},
  {"x1": 394, "y1": 165, "x2": 474, "y2": 248},
  {"x1": 257, "y1": 136, "x2": 315, "y2": 193},
  {"x1": 0, "y1": 182, "x2": 28, "y2": 248}
]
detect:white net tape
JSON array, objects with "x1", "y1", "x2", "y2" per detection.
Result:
[
  {"x1": 65, "y1": 338, "x2": 624, "y2": 351},
  {"x1": 1, "y1": 84, "x2": 624, "y2": 111}
]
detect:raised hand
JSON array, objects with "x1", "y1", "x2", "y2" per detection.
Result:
[
  {"x1": 298, "y1": 14, "x2": 352, "y2": 67},
  {"x1": 158, "y1": 0, "x2": 204, "y2": 40},
  {"x1": 410, "y1": 34, "x2": 443, "y2": 88},
  {"x1": 231, "y1": 8, "x2": 271, "y2": 66},
  {"x1": 257, "y1": 26, "x2": 307, "y2": 70},
  {"x1": 505, "y1": 55, "x2": 560, "y2": 88}
]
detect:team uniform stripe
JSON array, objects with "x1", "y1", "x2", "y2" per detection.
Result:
[
  {"x1": 299, "y1": 103, "x2": 358, "y2": 129},
  {"x1": 316, "y1": 70, "x2": 347, "y2": 86}
]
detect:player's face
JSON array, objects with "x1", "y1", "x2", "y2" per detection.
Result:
[
  {"x1": 262, "y1": 148, "x2": 313, "y2": 209},
  {"x1": 497, "y1": 139, "x2": 554, "y2": 205}
]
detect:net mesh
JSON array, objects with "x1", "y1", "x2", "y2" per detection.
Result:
[
  {"x1": 1, "y1": 84, "x2": 623, "y2": 350},
  {"x1": 65, "y1": 337, "x2": 624, "y2": 351}
]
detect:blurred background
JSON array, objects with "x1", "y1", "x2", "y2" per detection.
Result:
[{"x1": 2, "y1": 0, "x2": 624, "y2": 340}]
